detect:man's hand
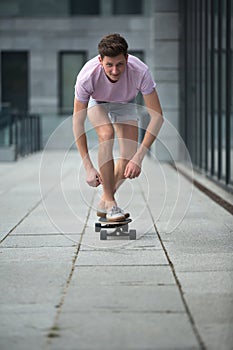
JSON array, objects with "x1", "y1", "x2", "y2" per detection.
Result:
[
  {"x1": 86, "y1": 167, "x2": 103, "y2": 187},
  {"x1": 124, "y1": 157, "x2": 141, "y2": 179}
]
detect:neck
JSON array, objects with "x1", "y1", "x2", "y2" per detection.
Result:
[{"x1": 106, "y1": 75, "x2": 118, "y2": 83}]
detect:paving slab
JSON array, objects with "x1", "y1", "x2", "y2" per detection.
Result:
[
  {"x1": 60, "y1": 265, "x2": 183, "y2": 313},
  {"x1": 61, "y1": 284, "x2": 185, "y2": 313},
  {"x1": 75, "y1": 249, "x2": 168, "y2": 266},
  {"x1": 175, "y1": 271, "x2": 233, "y2": 350},
  {"x1": 0, "y1": 253, "x2": 75, "y2": 350},
  {"x1": 0, "y1": 246, "x2": 76, "y2": 262},
  {"x1": 70, "y1": 265, "x2": 176, "y2": 286},
  {"x1": 0, "y1": 305, "x2": 51, "y2": 350},
  {"x1": 0, "y1": 260, "x2": 73, "y2": 304},
  {"x1": 0, "y1": 334, "x2": 47, "y2": 350},
  {"x1": 47, "y1": 312, "x2": 199, "y2": 350},
  {"x1": 0, "y1": 151, "x2": 233, "y2": 350},
  {"x1": 161, "y1": 235, "x2": 233, "y2": 254},
  {"x1": 164, "y1": 252, "x2": 233, "y2": 272},
  {"x1": 0, "y1": 234, "x2": 81, "y2": 248}
]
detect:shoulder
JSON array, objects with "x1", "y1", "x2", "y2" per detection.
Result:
[
  {"x1": 127, "y1": 54, "x2": 149, "y2": 73},
  {"x1": 77, "y1": 55, "x2": 101, "y2": 80}
]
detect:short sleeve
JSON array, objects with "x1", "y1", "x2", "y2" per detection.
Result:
[
  {"x1": 139, "y1": 69, "x2": 156, "y2": 95},
  {"x1": 74, "y1": 76, "x2": 93, "y2": 103}
]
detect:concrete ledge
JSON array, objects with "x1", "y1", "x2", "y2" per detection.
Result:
[
  {"x1": 174, "y1": 162, "x2": 233, "y2": 215},
  {"x1": 0, "y1": 145, "x2": 16, "y2": 162}
]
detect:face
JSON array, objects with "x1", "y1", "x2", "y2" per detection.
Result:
[{"x1": 99, "y1": 54, "x2": 128, "y2": 82}]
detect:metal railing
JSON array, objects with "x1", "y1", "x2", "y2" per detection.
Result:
[
  {"x1": 179, "y1": 0, "x2": 233, "y2": 192},
  {"x1": 0, "y1": 105, "x2": 41, "y2": 160}
]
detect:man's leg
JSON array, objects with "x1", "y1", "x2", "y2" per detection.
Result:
[
  {"x1": 114, "y1": 120, "x2": 138, "y2": 192},
  {"x1": 88, "y1": 105, "x2": 116, "y2": 210}
]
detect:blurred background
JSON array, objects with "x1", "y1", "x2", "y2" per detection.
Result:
[{"x1": 0, "y1": 0, "x2": 232, "y2": 193}]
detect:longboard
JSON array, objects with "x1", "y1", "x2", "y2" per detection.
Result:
[{"x1": 95, "y1": 218, "x2": 136, "y2": 240}]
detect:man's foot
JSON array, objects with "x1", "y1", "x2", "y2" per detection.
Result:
[
  {"x1": 96, "y1": 207, "x2": 107, "y2": 218},
  {"x1": 96, "y1": 200, "x2": 130, "y2": 219},
  {"x1": 97, "y1": 202, "x2": 130, "y2": 219},
  {"x1": 106, "y1": 206, "x2": 126, "y2": 222},
  {"x1": 117, "y1": 208, "x2": 130, "y2": 219}
]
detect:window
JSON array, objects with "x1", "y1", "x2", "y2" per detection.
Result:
[
  {"x1": 113, "y1": 0, "x2": 142, "y2": 15},
  {"x1": 129, "y1": 50, "x2": 144, "y2": 61},
  {"x1": 1, "y1": 51, "x2": 28, "y2": 112},
  {"x1": 59, "y1": 52, "x2": 86, "y2": 114},
  {"x1": 70, "y1": 0, "x2": 100, "y2": 15}
]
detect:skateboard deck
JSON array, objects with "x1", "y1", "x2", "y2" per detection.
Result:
[{"x1": 95, "y1": 218, "x2": 136, "y2": 240}]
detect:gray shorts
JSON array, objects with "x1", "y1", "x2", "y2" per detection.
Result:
[{"x1": 88, "y1": 97, "x2": 138, "y2": 123}]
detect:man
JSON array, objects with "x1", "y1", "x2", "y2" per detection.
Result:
[{"x1": 73, "y1": 33, "x2": 163, "y2": 221}]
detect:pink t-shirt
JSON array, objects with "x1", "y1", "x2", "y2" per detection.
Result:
[{"x1": 74, "y1": 54, "x2": 156, "y2": 103}]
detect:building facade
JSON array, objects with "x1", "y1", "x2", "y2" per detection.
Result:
[
  {"x1": 0, "y1": 0, "x2": 232, "y2": 191},
  {"x1": 0, "y1": 0, "x2": 179, "y2": 153}
]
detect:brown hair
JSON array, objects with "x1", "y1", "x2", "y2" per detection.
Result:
[{"x1": 98, "y1": 33, "x2": 128, "y2": 58}]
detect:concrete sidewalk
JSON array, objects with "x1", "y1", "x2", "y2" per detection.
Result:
[{"x1": 0, "y1": 150, "x2": 232, "y2": 350}]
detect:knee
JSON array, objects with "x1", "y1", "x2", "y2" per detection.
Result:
[{"x1": 98, "y1": 125, "x2": 114, "y2": 143}]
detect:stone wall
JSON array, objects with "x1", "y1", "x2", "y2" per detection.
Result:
[{"x1": 0, "y1": 0, "x2": 182, "y2": 159}]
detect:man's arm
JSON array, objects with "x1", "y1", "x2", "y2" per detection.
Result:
[
  {"x1": 124, "y1": 90, "x2": 164, "y2": 178},
  {"x1": 73, "y1": 98, "x2": 102, "y2": 187}
]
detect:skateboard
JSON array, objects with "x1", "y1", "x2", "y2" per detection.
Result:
[{"x1": 95, "y1": 218, "x2": 136, "y2": 240}]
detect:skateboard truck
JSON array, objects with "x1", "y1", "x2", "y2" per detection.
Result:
[{"x1": 95, "y1": 218, "x2": 136, "y2": 240}]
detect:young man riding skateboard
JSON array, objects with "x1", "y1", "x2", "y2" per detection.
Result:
[{"x1": 73, "y1": 33, "x2": 163, "y2": 222}]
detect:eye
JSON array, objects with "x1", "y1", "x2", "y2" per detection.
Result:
[{"x1": 106, "y1": 63, "x2": 112, "y2": 67}]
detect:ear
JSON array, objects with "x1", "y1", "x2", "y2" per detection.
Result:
[
  {"x1": 98, "y1": 55, "x2": 103, "y2": 65},
  {"x1": 125, "y1": 54, "x2": 128, "y2": 62}
]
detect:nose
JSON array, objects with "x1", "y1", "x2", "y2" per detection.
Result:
[{"x1": 112, "y1": 66, "x2": 118, "y2": 74}]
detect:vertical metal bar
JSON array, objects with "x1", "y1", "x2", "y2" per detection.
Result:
[
  {"x1": 210, "y1": 0, "x2": 215, "y2": 176},
  {"x1": 29, "y1": 115, "x2": 32, "y2": 153},
  {"x1": 199, "y1": 0, "x2": 203, "y2": 169},
  {"x1": 205, "y1": 0, "x2": 209, "y2": 172},
  {"x1": 225, "y1": 0, "x2": 231, "y2": 185},
  {"x1": 21, "y1": 116, "x2": 24, "y2": 156},
  {"x1": 195, "y1": 0, "x2": 199, "y2": 168},
  {"x1": 35, "y1": 116, "x2": 38, "y2": 152},
  {"x1": 9, "y1": 113, "x2": 13, "y2": 146},
  {"x1": 38, "y1": 115, "x2": 41, "y2": 151},
  {"x1": 27, "y1": 115, "x2": 30, "y2": 155},
  {"x1": 32, "y1": 116, "x2": 35, "y2": 152},
  {"x1": 193, "y1": 0, "x2": 198, "y2": 166},
  {"x1": 186, "y1": 2, "x2": 191, "y2": 153},
  {"x1": 32, "y1": 115, "x2": 36, "y2": 152},
  {"x1": 19, "y1": 114, "x2": 22, "y2": 156},
  {"x1": 218, "y1": 0, "x2": 222, "y2": 180},
  {"x1": 26, "y1": 114, "x2": 28, "y2": 154},
  {"x1": 179, "y1": 0, "x2": 187, "y2": 144},
  {"x1": 189, "y1": 0, "x2": 194, "y2": 163},
  {"x1": 22, "y1": 115, "x2": 25, "y2": 156},
  {"x1": 35, "y1": 116, "x2": 38, "y2": 151},
  {"x1": 184, "y1": 0, "x2": 188, "y2": 145},
  {"x1": 15, "y1": 114, "x2": 18, "y2": 159},
  {"x1": 202, "y1": 0, "x2": 206, "y2": 170},
  {"x1": 187, "y1": 2, "x2": 192, "y2": 156}
]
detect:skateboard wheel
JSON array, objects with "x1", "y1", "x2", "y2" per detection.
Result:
[
  {"x1": 95, "y1": 223, "x2": 101, "y2": 232},
  {"x1": 129, "y1": 229, "x2": 136, "y2": 240},
  {"x1": 122, "y1": 224, "x2": 128, "y2": 232},
  {"x1": 100, "y1": 230, "x2": 107, "y2": 240}
]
